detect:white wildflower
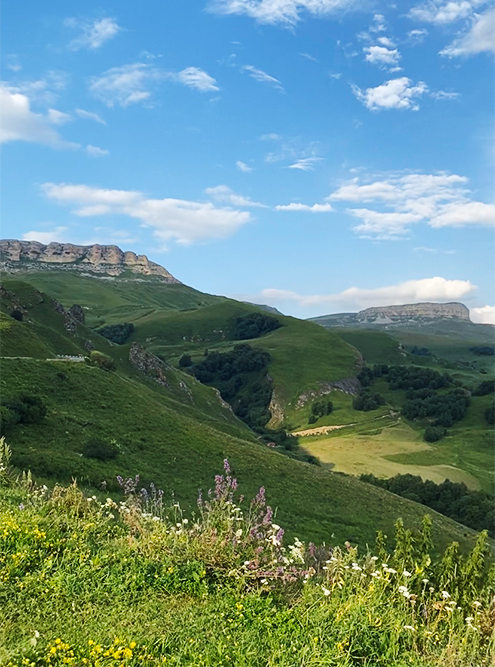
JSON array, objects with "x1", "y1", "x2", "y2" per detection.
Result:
[
  {"x1": 403, "y1": 625, "x2": 415, "y2": 631},
  {"x1": 235, "y1": 529, "x2": 243, "y2": 538},
  {"x1": 352, "y1": 563, "x2": 362, "y2": 571},
  {"x1": 472, "y1": 601, "x2": 482, "y2": 608},
  {"x1": 403, "y1": 570, "x2": 412, "y2": 577},
  {"x1": 422, "y1": 579, "x2": 429, "y2": 584},
  {"x1": 442, "y1": 591, "x2": 451, "y2": 599},
  {"x1": 321, "y1": 586, "x2": 331, "y2": 596}
]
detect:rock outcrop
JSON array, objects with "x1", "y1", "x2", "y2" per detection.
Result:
[
  {"x1": 129, "y1": 343, "x2": 171, "y2": 387},
  {"x1": 357, "y1": 302, "x2": 470, "y2": 323},
  {"x1": 0, "y1": 240, "x2": 179, "y2": 282}
]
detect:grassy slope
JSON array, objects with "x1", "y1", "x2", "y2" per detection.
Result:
[{"x1": 2, "y1": 356, "x2": 483, "y2": 551}]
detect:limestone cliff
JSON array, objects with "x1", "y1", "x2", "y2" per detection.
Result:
[
  {"x1": 0, "y1": 240, "x2": 179, "y2": 282},
  {"x1": 357, "y1": 302, "x2": 470, "y2": 323}
]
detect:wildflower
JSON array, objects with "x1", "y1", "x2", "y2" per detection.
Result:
[
  {"x1": 235, "y1": 529, "x2": 242, "y2": 538},
  {"x1": 18, "y1": 504, "x2": 25, "y2": 510},
  {"x1": 472, "y1": 601, "x2": 482, "y2": 608},
  {"x1": 422, "y1": 579, "x2": 429, "y2": 584},
  {"x1": 403, "y1": 570, "x2": 412, "y2": 577},
  {"x1": 370, "y1": 556, "x2": 378, "y2": 561},
  {"x1": 371, "y1": 571, "x2": 380, "y2": 577},
  {"x1": 223, "y1": 459, "x2": 231, "y2": 473},
  {"x1": 442, "y1": 591, "x2": 451, "y2": 599},
  {"x1": 403, "y1": 626, "x2": 415, "y2": 631},
  {"x1": 321, "y1": 586, "x2": 331, "y2": 596},
  {"x1": 352, "y1": 563, "x2": 362, "y2": 571},
  {"x1": 398, "y1": 586, "x2": 411, "y2": 599}
]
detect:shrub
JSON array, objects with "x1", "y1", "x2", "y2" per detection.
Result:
[
  {"x1": 97, "y1": 322, "x2": 135, "y2": 344},
  {"x1": 179, "y1": 354, "x2": 193, "y2": 367},
  {"x1": 310, "y1": 399, "x2": 333, "y2": 420},
  {"x1": 1, "y1": 395, "x2": 47, "y2": 426},
  {"x1": 10, "y1": 309, "x2": 23, "y2": 321},
  {"x1": 88, "y1": 350, "x2": 116, "y2": 372},
  {"x1": 0, "y1": 406, "x2": 19, "y2": 436},
  {"x1": 485, "y1": 402, "x2": 494, "y2": 425},
  {"x1": 353, "y1": 391, "x2": 385, "y2": 412},
  {"x1": 424, "y1": 426, "x2": 447, "y2": 442},
  {"x1": 472, "y1": 380, "x2": 495, "y2": 396},
  {"x1": 82, "y1": 438, "x2": 119, "y2": 461}
]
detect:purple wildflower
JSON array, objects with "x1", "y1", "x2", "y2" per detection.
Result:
[
  {"x1": 223, "y1": 459, "x2": 231, "y2": 474},
  {"x1": 276, "y1": 527, "x2": 285, "y2": 543},
  {"x1": 263, "y1": 506, "x2": 273, "y2": 525},
  {"x1": 197, "y1": 489, "x2": 203, "y2": 507},
  {"x1": 253, "y1": 487, "x2": 265, "y2": 506}
]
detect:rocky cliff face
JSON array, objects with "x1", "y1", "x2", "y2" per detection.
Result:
[
  {"x1": 357, "y1": 302, "x2": 470, "y2": 323},
  {"x1": 0, "y1": 240, "x2": 179, "y2": 282}
]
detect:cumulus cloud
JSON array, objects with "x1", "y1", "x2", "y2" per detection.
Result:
[
  {"x1": 41, "y1": 183, "x2": 251, "y2": 245},
  {"x1": 89, "y1": 63, "x2": 163, "y2": 107},
  {"x1": 352, "y1": 77, "x2": 428, "y2": 111},
  {"x1": 205, "y1": 185, "x2": 265, "y2": 207},
  {"x1": 173, "y1": 67, "x2": 219, "y2": 92},
  {"x1": 66, "y1": 17, "x2": 122, "y2": 50},
  {"x1": 275, "y1": 202, "x2": 333, "y2": 212},
  {"x1": 86, "y1": 145, "x2": 109, "y2": 157},
  {"x1": 236, "y1": 160, "x2": 253, "y2": 172},
  {"x1": 364, "y1": 45, "x2": 401, "y2": 68},
  {"x1": 255, "y1": 277, "x2": 477, "y2": 310},
  {"x1": 241, "y1": 65, "x2": 284, "y2": 91},
  {"x1": 208, "y1": 0, "x2": 351, "y2": 25},
  {"x1": 288, "y1": 157, "x2": 323, "y2": 170},
  {"x1": 75, "y1": 108, "x2": 107, "y2": 124},
  {"x1": 441, "y1": 7, "x2": 495, "y2": 56},
  {"x1": 328, "y1": 171, "x2": 495, "y2": 238},
  {"x1": 22, "y1": 226, "x2": 69, "y2": 243},
  {"x1": 0, "y1": 85, "x2": 78, "y2": 148},
  {"x1": 470, "y1": 305, "x2": 495, "y2": 324}
]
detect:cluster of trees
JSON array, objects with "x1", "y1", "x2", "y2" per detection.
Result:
[
  {"x1": 233, "y1": 312, "x2": 281, "y2": 340},
  {"x1": 0, "y1": 395, "x2": 47, "y2": 436},
  {"x1": 402, "y1": 388, "x2": 470, "y2": 427},
  {"x1": 360, "y1": 473, "x2": 494, "y2": 536},
  {"x1": 352, "y1": 391, "x2": 386, "y2": 412},
  {"x1": 308, "y1": 399, "x2": 333, "y2": 424},
  {"x1": 410, "y1": 346, "x2": 431, "y2": 356},
  {"x1": 472, "y1": 380, "x2": 495, "y2": 396},
  {"x1": 97, "y1": 322, "x2": 135, "y2": 344},
  {"x1": 386, "y1": 366, "x2": 452, "y2": 391},
  {"x1": 469, "y1": 345, "x2": 494, "y2": 356}
]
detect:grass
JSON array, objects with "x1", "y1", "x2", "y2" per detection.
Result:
[{"x1": 1, "y1": 465, "x2": 493, "y2": 667}]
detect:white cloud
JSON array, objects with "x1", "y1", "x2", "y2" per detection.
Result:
[
  {"x1": 241, "y1": 65, "x2": 284, "y2": 91},
  {"x1": 300, "y1": 52, "x2": 319, "y2": 62},
  {"x1": 407, "y1": 28, "x2": 428, "y2": 43},
  {"x1": 75, "y1": 108, "x2": 107, "y2": 124},
  {"x1": 275, "y1": 202, "x2": 333, "y2": 212},
  {"x1": 414, "y1": 246, "x2": 456, "y2": 254},
  {"x1": 173, "y1": 67, "x2": 219, "y2": 92},
  {"x1": 86, "y1": 145, "x2": 110, "y2": 157},
  {"x1": 0, "y1": 85, "x2": 78, "y2": 148},
  {"x1": 260, "y1": 133, "x2": 281, "y2": 140},
  {"x1": 441, "y1": 7, "x2": 495, "y2": 56},
  {"x1": 288, "y1": 157, "x2": 323, "y2": 171},
  {"x1": 208, "y1": 0, "x2": 350, "y2": 25},
  {"x1": 377, "y1": 36, "x2": 396, "y2": 47},
  {"x1": 470, "y1": 305, "x2": 495, "y2": 324},
  {"x1": 364, "y1": 45, "x2": 401, "y2": 67},
  {"x1": 430, "y1": 90, "x2": 460, "y2": 99},
  {"x1": 256, "y1": 276, "x2": 477, "y2": 310},
  {"x1": 236, "y1": 160, "x2": 253, "y2": 172},
  {"x1": 22, "y1": 226, "x2": 68, "y2": 243},
  {"x1": 352, "y1": 77, "x2": 428, "y2": 111},
  {"x1": 205, "y1": 185, "x2": 265, "y2": 207},
  {"x1": 89, "y1": 63, "x2": 163, "y2": 107},
  {"x1": 329, "y1": 171, "x2": 494, "y2": 238},
  {"x1": 41, "y1": 183, "x2": 251, "y2": 245},
  {"x1": 6, "y1": 55, "x2": 21, "y2": 72},
  {"x1": 66, "y1": 17, "x2": 122, "y2": 50},
  {"x1": 409, "y1": 0, "x2": 480, "y2": 24},
  {"x1": 12, "y1": 71, "x2": 68, "y2": 105}
]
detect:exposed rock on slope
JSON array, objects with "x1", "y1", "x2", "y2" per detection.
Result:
[
  {"x1": 357, "y1": 302, "x2": 470, "y2": 323},
  {"x1": 0, "y1": 240, "x2": 179, "y2": 282}
]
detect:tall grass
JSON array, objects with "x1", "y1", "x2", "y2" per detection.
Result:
[{"x1": 1, "y1": 443, "x2": 493, "y2": 666}]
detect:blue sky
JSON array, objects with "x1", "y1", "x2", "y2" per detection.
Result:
[{"x1": 2, "y1": 0, "x2": 494, "y2": 320}]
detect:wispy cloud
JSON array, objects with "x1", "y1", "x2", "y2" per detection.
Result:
[
  {"x1": 89, "y1": 63, "x2": 163, "y2": 107},
  {"x1": 205, "y1": 185, "x2": 266, "y2": 207},
  {"x1": 408, "y1": 0, "x2": 484, "y2": 24},
  {"x1": 300, "y1": 52, "x2": 319, "y2": 62},
  {"x1": 328, "y1": 171, "x2": 495, "y2": 238},
  {"x1": 22, "y1": 226, "x2": 69, "y2": 244},
  {"x1": 352, "y1": 77, "x2": 428, "y2": 111},
  {"x1": 75, "y1": 108, "x2": 107, "y2": 124},
  {"x1": 236, "y1": 160, "x2": 253, "y2": 172},
  {"x1": 414, "y1": 246, "x2": 456, "y2": 254},
  {"x1": 85, "y1": 145, "x2": 109, "y2": 157},
  {"x1": 42, "y1": 182, "x2": 252, "y2": 245},
  {"x1": 208, "y1": 0, "x2": 351, "y2": 26},
  {"x1": 172, "y1": 67, "x2": 219, "y2": 92},
  {"x1": 275, "y1": 202, "x2": 333, "y2": 212},
  {"x1": 288, "y1": 157, "x2": 323, "y2": 170},
  {"x1": 241, "y1": 65, "x2": 284, "y2": 91},
  {"x1": 66, "y1": 17, "x2": 122, "y2": 50}
]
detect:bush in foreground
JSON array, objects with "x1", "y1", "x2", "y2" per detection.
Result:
[{"x1": 0, "y1": 452, "x2": 494, "y2": 667}]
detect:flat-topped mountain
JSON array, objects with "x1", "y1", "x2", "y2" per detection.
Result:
[
  {"x1": 357, "y1": 302, "x2": 470, "y2": 323},
  {"x1": 0, "y1": 240, "x2": 179, "y2": 282}
]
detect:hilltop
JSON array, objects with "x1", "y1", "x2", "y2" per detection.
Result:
[{"x1": 0, "y1": 240, "x2": 178, "y2": 282}]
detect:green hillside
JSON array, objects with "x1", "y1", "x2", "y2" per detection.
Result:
[{"x1": 0, "y1": 276, "x2": 485, "y2": 551}]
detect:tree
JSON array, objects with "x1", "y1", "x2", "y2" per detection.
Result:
[{"x1": 179, "y1": 354, "x2": 193, "y2": 368}]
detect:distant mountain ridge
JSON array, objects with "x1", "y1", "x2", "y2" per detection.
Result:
[{"x1": 0, "y1": 240, "x2": 179, "y2": 282}]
